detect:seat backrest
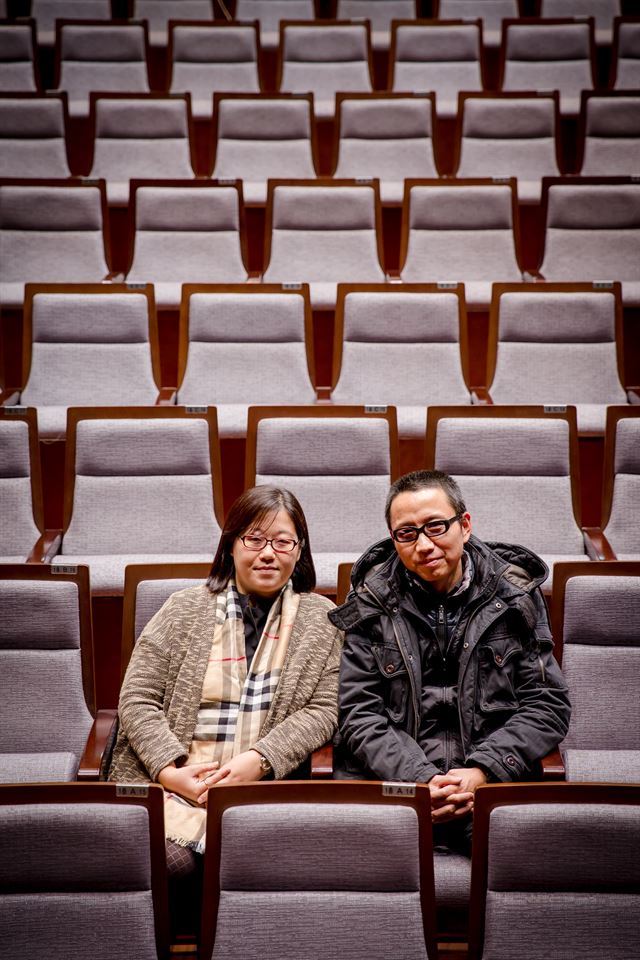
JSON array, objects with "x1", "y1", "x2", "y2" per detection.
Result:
[
  {"x1": 438, "y1": 0, "x2": 518, "y2": 45},
  {"x1": 602, "y1": 408, "x2": 640, "y2": 555},
  {"x1": 0, "y1": 409, "x2": 43, "y2": 561},
  {"x1": 580, "y1": 93, "x2": 640, "y2": 176},
  {"x1": 200, "y1": 780, "x2": 437, "y2": 960},
  {"x1": 0, "y1": 22, "x2": 38, "y2": 91},
  {"x1": 20, "y1": 284, "x2": 160, "y2": 421},
  {"x1": 133, "y1": 0, "x2": 214, "y2": 46},
  {"x1": 427, "y1": 406, "x2": 584, "y2": 555},
  {"x1": 177, "y1": 284, "x2": 315, "y2": 408},
  {"x1": 236, "y1": 0, "x2": 315, "y2": 48},
  {"x1": 246, "y1": 405, "x2": 397, "y2": 556},
  {"x1": 541, "y1": 0, "x2": 620, "y2": 44},
  {"x1": 61, "y1": 408, "x2": 223, "y2": 556},
  {"x1": 0, "y1": 781, "x2": 168, "y2": 960},
  {"x1": 0, "y1": 564, "x2": 94, "y2": 762},
  {"x1": 56, "y1": 22, "x2": 150, "y2": 118},
  {"x1": 487, "y1": 282, "x2": 626, "y2": 408},
  {"x1": 612, "y1": 17, "x2": 640, "y2": 89},
  {"x1": 337, "y1": 0, "x2": 418, "y2": 49},
  {"x1": 31, "y1": 0, "x2": 111, "y2": 46},
  {"x1": 552, "y1": 562, "x2": 640, "y2": 753},
  {"x1": 468, "y1": 783, "x2": 640, "y2": 960},
  {"x1": 0, "y1": 94, "x2": 70, "y2": 178}
]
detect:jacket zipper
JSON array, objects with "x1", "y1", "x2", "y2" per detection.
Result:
[
  {"x1": 438, "y1": 604, "x2": 451, "y2": 769},
  {"x1": 456, "y1": 581, "x2": 501, "y2": 754}
]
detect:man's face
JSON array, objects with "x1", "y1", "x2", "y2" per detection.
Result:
[{"x1": 389, "y1": 486, "x2": 472, "y2": 594}]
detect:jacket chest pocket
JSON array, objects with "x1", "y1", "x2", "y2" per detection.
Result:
[
  {"x1": 477, "y1": 636, "x2": 520, "y2": 713},
  {"x1": 373, "y1": 644, "x2": 408, "y2": 723}
]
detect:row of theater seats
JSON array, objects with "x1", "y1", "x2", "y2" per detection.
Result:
[
  {"x1": 1, "y1": 281, "x2": 637, "y2": 439},
  {"x1": 2, "y1": 178, "x2": 639, "y2": 310},
  {"x1": 2, "y1": 90, "x2": 639, "y2": 192},
  {"x1": 2, "y1": 16, "x2": 639, "y2": 117},
  {"x1": 3, "y1": 778, "x2": 639, "y2": 959},
  {"x1": 2, "y1": 403, "x2": 639, "y2": 595}
]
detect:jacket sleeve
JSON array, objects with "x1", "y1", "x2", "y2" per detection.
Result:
[
  {"x1": 338, "y1": 627, "x2": 441, "y2": 783},
  {"x1": 116, "y1": 593, "x2": 190, "y2": 781},
  {"x1": 465, "y1": 589, "x2": 572, "y2": 782}
]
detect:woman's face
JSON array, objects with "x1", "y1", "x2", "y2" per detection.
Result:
[{"x1": 231, "y1": 508, "x2": 302, "y2": 598}]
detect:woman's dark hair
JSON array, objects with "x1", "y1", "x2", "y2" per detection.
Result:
[{"x1": 207, "y1": 485, "x2": 316, "y2": 593}]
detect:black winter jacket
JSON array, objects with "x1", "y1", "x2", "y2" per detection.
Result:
[{"x1": 328, "y1": 535, "x2": 571, "y2": 784}]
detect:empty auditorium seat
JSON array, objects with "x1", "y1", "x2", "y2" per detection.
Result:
[
  {"x1": 0, "y1": 179, "x2": 112, "y2": 309},
  {"x1": 538, "y1": 178, "x2": 640, "y2": 307},
  {"x1": 54, "y1": 21, "x2": 150, "y2": 119},
  {"x1": 599, "y1": 407, "x2": 640, "y2": 561},
  {"x1": 333, "y1": 94, "x2": 439, "y2": 204},
  {"x1": 278, "y1": 21, "x2": 374, "y2": 119},
  {"x1": 0, "y1": 21, "x2": 38, "y2": 92},
  {"x1": 541, "y1": 0, "x2": 621, "y2": 46},
  {"x1": 88, "y1": 94, "x2": 196, "y2": 206},
  {"x1": 0, "y1": 781, "x2": 169, "y2": 957},
  {"x1": 468, "y1": 783, "x2": 640, "y2": 960},
  {"x1": 15, "y1": 283, "x2": 166, "y2": 439},
  {"x1": 235, "y1": 0, "x2": 315, "y2": 50},
  {"x1": 486, "y1": 282, "x2": 631, "y2": 434},
  {"x1": 245, "y1": 405, "x2": 398, "y2": 591},
  {"x1": 578, "y1": 91, "x2": 640, "y2": 178},
  {"x1": 499, "y1": 18, "x2": 596, "y2": 116},
  {"x1": 438, "y1": 0, "x2": 519, "y2": 48},
  {"x1": 0, "y1": 564, "x2": 95, "y2": 783},
  {"x1": 331, "y1": 283, "x2": 471, "y2": 438},
  {"x1": 168, "y1": 22, "x2": 260, "y2": 120},
  {"x1": 0, "y1": 93, "x2": 71, "y2": 179},
  {"x1": 454, "y1": 93, "x2": 561, "y2": 204},
  {"x1": 125, "y1": 180, "x2": 250, "y2": 309},
  {"x1": 132, "y1": 0, "x2": 214, "y2": 47},
  {"x1": 426, "y1": 405, "x2": 591, "y2": 589},
  {"x1": 177, "y1": 284, "x2": 316, "y2": 438},
  {"x1": 337, "y1": 0, "x2": 418, "y2": 50},
  {"x1": 262, "y1": 180, "x2": 386, "y2": 309},
  {"x1": 552, "y1": 561, "x2": 640, "y2": 783},
  {"x1": 199, "y1": 780, "x2": 438, "y2": 960},
  {"x1": 611, "y1": 17, "x2": 640, "y2": 89},
  {"x1": 389, "y1": 20, "x2": 483, "y2": 119},
  {"x1": 211, "y1": 94, "x2": 317, "y2": 205},
  {"x1": 0, "y1": 409, "x2": 52, "y2": 564},
  {"x1": 52, "y1": 407, "x2": 224, "y2": 595},
  {"x1": 398, "y1": 179, "x2": 524, "y2": 310},
  {"x1": 31, "y1": 0, "x2": 111, "y2": 47}
]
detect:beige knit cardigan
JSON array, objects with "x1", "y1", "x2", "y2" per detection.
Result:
[{"x1": 109, "y1": 585, "x2": 342, "y2": 783}]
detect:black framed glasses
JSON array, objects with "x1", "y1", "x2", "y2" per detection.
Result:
[
  {"x1": 391, "y1": 513, "x2": 463, "y2": 544},
  {"x1": 240, "y1": 535, "x2": 299, "y2": 554}
]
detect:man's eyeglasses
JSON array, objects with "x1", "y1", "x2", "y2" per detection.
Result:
[
  {"x1": 391, "y1": 514, "x2": 463, "y2": 544},
  {"x1": 240, "y1": 535, "x2": 299, "y2": 554}
]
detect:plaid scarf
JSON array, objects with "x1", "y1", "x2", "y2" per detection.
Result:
[{"x1": 164, "y1": 578, "x2": 299, "y2": 852}]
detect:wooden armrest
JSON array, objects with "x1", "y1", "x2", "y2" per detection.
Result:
[
  {"x1": 522, "y1": 270, "x2": 542, "y2": 282},
  {"x1": 311, "y1": 743, "x2": 333, "y2": 779},
  {"x1": 102, "y1": 271, "x2": 125, "y2": 282},
  {"x1": 315, "y1": 386, "x2": 332, "y2": 402},
  {"x1": 0, "y1": 388, "x2": 21, "y2": 405},
  {"x1": 156, "y1": 387, "x2": 177, "y2": 406},
  {"x1": 541, "y1": 748, "x2": 565, "y2": 780},
  {"x1": 385, "y1": 270, "x2": 402, "y2": 283},
  {"x1": 471, "y1": 387, "x2": 493, "y2": 405},
  {"x1": 77, "y1": 709, "x2": 119, "y2": 780},
  {"x1": 627, "y1": 387, "x2": 640, "y2": 404},
  {"x1": 246, "y1": 272, "x2": 263, "y2": 283},
  {"x1": 583, "y1": 527, "x2": 617, "y2": 561},
  {"x1": 26, "y1": 529, "x2": 63, "y2": 563}
]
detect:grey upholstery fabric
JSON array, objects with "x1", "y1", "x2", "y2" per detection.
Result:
[
  {"x1": 606, "y1": 418, "x2": 640, "y2": 554},
  {"x1": 280, "y1": 24, "x2": 372, "y2": 118},
  {"x1": 0, "y1": 184, "x2": 109, "y2": 308},
  {"x1": 133, "y1": 0, "x2": 214, "y2": 47},
  {"x1": 212, "y1": 98, "x2": 315, "y2": 204},
  {"x1": 563, "y1": 749, "x2": 640, "y2": 783},
  {"x1": 581, "y1": 96, "x2": 640, "y2": 177},
  {"x1": 563, "y1": 573, "x2": 640, "y2": 646},
  {"x1": 562, "y1": 644, "x2": 640, "y2": 745},
  {"x1": 433, "y1": 850, "x2": 471, "y2": 936},
  {"x1": 0, "y1": 97, "x2": 70, "y2": 178},
  {"x1": 541, "y1": 0, "x2": 620, "y2": 46},
  {"x1": 90, "y1": 97, "x2": 194, "y2": 206},
  {"x1": 400, "y1": 184, "x2": 522, "y2": 310},
  {"x1": 331, "y1": 290, "x2": 469, "y2": 437},
  {"x1": 490, "y1": 290, "x2": 626, "y2": 432},
  {"x1": 263, "y1": 185, "x2": 385, "y2": 309},
  {"x1": 31, "y1": 0, "x2": 111, "y2": 47},
  {"x1": 177, "y1": 291, "x2": 315, "y2": 437},
  {"x1": 236, "y1": 0, "x2": 315, "y2": 49},
  {"x1": 133, "y1": 576, "x2": 206, "y2": 641},
  {"x1": 337, "y1": 0, "x2": 416, "y2": 50},
  {"x1": 0, "y1": 752, "x2": 78, "y2": 783},
  {"x1": 540, "y1": 184, "x2": 640, "y2": 307},
  {"x1": 439, "y1": 0, "x2": 519, "y2": 47},
  {"x1": 126, "y1": 186, "x2": 247, "y2": 308},
  {"x1": 456, "y1": 97, "x2": 559, "y2": 204},
  {"x1": 170, "y1": 25, "x2": 259, "y2": 119},
  {"x1": 0, "y1": 25, "x2": 37, "y2": 92},
  {"x1": 20, "y1": 291, "x2": 158, "y2": 439},
  {"x1": 0, "y1": 578, "x2": 81, "y2": 648},
  {"x1": 254, "y1": 416, "x2": 391, "y2": 589},
  {"x1": 334, "y1": 97, "x2": 437, "y2": 203},
  {"x1": 58, "y1": 554, "x2": 213, "y2": 596},
  {"x1": 0, "y1": 420, "x2": 41, "y2": 560},
  {"x1": 391, "y1": 23, "x2": 482, "y2": 118},
  {"x1": 614, "y1": 21, "x2": 640, "y2": 89},
  {"x1": 55, "y1": 24, "x2": 149, "y2": 118}
]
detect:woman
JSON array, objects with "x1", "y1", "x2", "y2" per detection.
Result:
[{"x1": 109, "y1": 485, "x2": 342, "y2": 921}]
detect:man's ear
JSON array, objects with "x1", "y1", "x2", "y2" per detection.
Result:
[{"x1": 461, "y1": 512, "x2": 472, "y2": 542}]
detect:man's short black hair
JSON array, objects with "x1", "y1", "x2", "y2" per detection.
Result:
[{"x1": 385, "y1": 470, "x2": 467, "y2": 529}]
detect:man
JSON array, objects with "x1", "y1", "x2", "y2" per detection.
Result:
[{"x1": 328, "y1": 470, "x2": 571, "y2": 853}]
